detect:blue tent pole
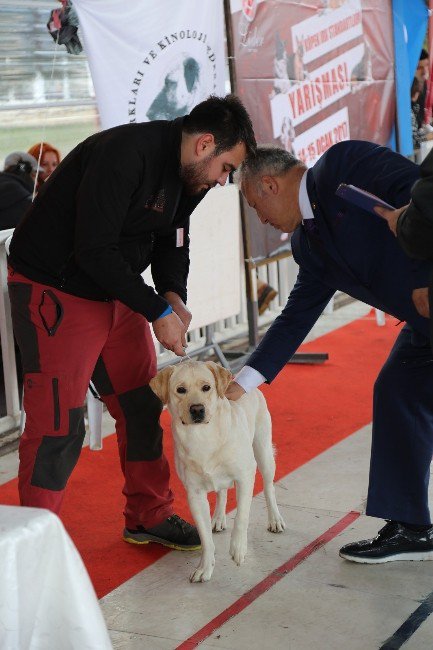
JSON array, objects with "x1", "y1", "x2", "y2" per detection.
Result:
[{"x1": 392, "y1": 0, "x2": 429, "y2": 156}]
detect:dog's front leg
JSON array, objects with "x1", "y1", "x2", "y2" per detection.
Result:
[
  {"x1": 230, "y1": 474, "x2": 255, "y2": 566},
  {"x1": 187, "y1": 489, "x2": 215, "y2": 583}
]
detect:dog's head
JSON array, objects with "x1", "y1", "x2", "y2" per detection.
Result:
[{"x1": 149, "y1": 360, "x2": 232, "y2": 425}]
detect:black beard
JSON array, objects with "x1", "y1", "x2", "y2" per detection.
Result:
[{"x1": 179, "y1": 153, "x2": 216, "y2": 195}]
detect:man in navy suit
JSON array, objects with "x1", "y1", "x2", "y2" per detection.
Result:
[{"x1": 227, "y1": 141, "x2": 433, "y2": 563}]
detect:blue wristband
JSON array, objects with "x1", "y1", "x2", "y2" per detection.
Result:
[{"x1": 156, "y1": 305, "x2": 173, "y2": 320}]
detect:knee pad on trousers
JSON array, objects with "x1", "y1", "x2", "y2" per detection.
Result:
[
  {"x1": 118, "y1": 385, "x2": 164, "y2": 461},
  {"x1": 31, "y1": 406, "x2": 86, "y2": 491}
]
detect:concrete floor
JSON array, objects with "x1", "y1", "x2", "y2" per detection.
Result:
[
  {"x1": 101, "y1": 427, "x2": 433, "y2": 649},
  {"x1": 2, "y1": 301, "x2": 433, "y2": 649}
]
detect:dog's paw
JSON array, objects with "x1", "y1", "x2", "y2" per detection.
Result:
[
  {"x1": 189, "y1": 560, "x2": 215, "y2": 583},
  {"x1": 211, "y1": 514, "x2": 227, "y2": 532},
  {"x1": 268, "y1": 512, "x2": 286, "y2": 533},
  {"x1": 229, "y1": 533, "x2": 248, "y2": 565}
]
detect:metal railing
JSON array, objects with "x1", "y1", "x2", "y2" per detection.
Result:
[
  {"x1": 0, "y1": 232, "x2": 300, "y2": 436},
  {"x1": 0, "y1": 229, "x2": 20, "y2": 434},
  {"x1": 154, "y1": 250, "x2": 299, "y2": 366}
]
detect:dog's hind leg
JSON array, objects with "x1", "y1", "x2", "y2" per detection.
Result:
[
  {"x1": 253, "y1": 411, "x2": 286, "y2": 533},
  {"x1": 212, "y1": 489, "x2": 227, "y2": 532},
  {"x1": 230, "y1": 473, "x2": 255, "y2": 565}
]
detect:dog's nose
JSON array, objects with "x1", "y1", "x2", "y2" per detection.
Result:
[{"x1": 189, "y1": 403, "x2": 205, "y2": 422}]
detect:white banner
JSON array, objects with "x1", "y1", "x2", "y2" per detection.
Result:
[
  {"x1": 143, "y1": 185, "x2": 241, "y2": 331},
  {"x1": 73, "y1": 0, "x2": 226, "y2": 129}
]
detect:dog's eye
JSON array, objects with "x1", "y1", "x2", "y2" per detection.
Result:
[
  {"x1": 202, "y1": 385, "x2": 211, "y2": 392},
  {"x1": 176, "y1": 386, "x2": 187, "y2": 394}
]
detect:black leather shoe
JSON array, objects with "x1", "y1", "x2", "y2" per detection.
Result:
[
  {"x1": 123, "y1": 514, "x2": 201, "y2": 551},
  {"x1": 339, "y1": 521, "x2": 433, "y2": 563}
]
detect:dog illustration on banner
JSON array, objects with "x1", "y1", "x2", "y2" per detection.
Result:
[
  {"x1": 150, "y1": 360, "x2": 285, "y2": 583},
  {"x1": 146, "y1": 54, "x2": 202, "y2": 121},
  {"x1": 273, "y1": 32, "x2": 306, "y2": 96}
]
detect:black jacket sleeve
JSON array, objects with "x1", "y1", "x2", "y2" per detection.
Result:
[
  {"x1": 397, "y1": 149, "x2": 433, "y2": 261},
  {"x1": 73, "y1": 136, "x2": 169, "y2": 321}
]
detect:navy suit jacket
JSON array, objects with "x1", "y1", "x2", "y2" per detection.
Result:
[{"x1": 248, "y1": 140, "x2": 432, "y2": 382}]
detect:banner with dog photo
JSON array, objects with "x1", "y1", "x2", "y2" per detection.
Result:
[
  {"x1": 72, "y1": 0, "x2": 226, "y2": 129},
  {"x1": 230, "y1": 0, "x2": 395, "y2": 259}
]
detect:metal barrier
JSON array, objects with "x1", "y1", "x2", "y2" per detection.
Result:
[
  {"x1": 154, "y1": 250, "x2": 300, "y2": 366},
  {"x1": 0, "y1": 232, "x2": 300, "y2": 438},
  {"x1": 2, "y1": 142, "x2": 423, "y2": 437},
  {"x1": 0, "y1": 229, "x2": 20, "y2": 434},
  {"x1": 0, "y1": 231, "x2": 386, "y2": 443}
]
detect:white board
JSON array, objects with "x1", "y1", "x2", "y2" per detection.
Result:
[{"x1": 143, "y1": 183, "x2": 241, "y2": 330}]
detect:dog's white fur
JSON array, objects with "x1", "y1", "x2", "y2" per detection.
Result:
[{"x1": 150, "y1": 360, "x2": 285, "y2": 582}]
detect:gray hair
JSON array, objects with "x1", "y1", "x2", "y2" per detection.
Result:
[{"x1": 234, "y1": 145, "x2": 303, "y2": 190}]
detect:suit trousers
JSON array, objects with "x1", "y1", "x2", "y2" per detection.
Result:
[
  {"x1": 8, "y1": 268, "x2": 174, "y2": 529},
  {"x1": 367, "y1": 325, "x2": 433, "y2": 525}
]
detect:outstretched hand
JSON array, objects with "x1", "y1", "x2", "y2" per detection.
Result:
[
  {"x1": 152, "y1": 311, "x2": 186, "y2": 357},
  {"x1": 225, "y1": 381, "x2": 246, "y2": 401},
  {"x1": 412, "y1": 287, "x2": 430, "y2": 319},
  {"x1": 374, "y1": 204, "x2": 408, "y2": 236}
]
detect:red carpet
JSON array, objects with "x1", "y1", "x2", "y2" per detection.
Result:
[{"x1": 0, "y1": 312, "x2": 399, "y2": 598}]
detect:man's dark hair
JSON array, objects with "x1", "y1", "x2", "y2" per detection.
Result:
[
  {"x1": 420, "y1": 49, "x2": 429, "y2": 62},
  {"x1": 183, "y1": 94, "x2": 257, "y2": 158}
]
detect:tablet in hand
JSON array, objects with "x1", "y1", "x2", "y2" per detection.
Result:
[{"x1": 335, "y1": 183, "x2": 395, "y2": 215}]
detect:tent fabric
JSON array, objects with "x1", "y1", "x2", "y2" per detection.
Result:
[{"x1": 392, "y1": 0, "x2": 429, "y2": 155}]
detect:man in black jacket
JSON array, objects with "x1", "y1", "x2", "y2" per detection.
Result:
[
  {"x1": 8, "y1": 94, "x2": 256, "y2": 550},
  {"x1": 376, "y1": 149, "x2": 433, "y2": 345}
]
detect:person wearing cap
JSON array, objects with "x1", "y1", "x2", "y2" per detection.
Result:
[
  {"x1": 0, "y1": 152, "x2": 42, "y2": 230},
  {"x1": 8, "y1": 95, "x2": 256, "y2": 551}
]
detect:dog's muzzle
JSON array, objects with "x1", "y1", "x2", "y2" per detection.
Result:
[{"x1": 189, "y1": 403, "x2": 205, "y2": 423}]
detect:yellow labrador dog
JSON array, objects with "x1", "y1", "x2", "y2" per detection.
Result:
[{"x1": 150, "y1": 360, "x2": 285, "y2": 582}]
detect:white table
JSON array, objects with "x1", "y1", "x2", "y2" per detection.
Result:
[{"x1": 0, "y1": 505, "x2": 112, "y2": 650}]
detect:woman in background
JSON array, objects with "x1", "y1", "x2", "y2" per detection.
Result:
[{"x1": 27, "y1": 142, "x2": 61, "y2": 191}]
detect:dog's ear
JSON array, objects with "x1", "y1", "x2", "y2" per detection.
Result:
[
  {"x1": 149, "y1": 366, "x2": 174, "y2": 404},
  {"x1": 205, "y1": 361, "x2": 233, "y2": 398}
]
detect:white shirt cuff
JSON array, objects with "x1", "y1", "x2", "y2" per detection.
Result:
[{"x1": 234, "y1": 366, "x2": 266, "y2": 393}]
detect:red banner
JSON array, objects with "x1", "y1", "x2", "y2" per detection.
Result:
[{"x1": 230, "y1": 0, "x2": 395, "y2": 259}]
